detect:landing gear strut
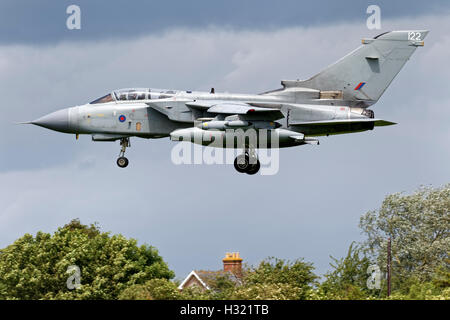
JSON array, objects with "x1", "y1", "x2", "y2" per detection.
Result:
[
  {"x1": 234, "y1": 149, "x2": 260, "y2": 175},
  {"x1": 117, "y1": 137, "x2": 130, "y2": 168}
]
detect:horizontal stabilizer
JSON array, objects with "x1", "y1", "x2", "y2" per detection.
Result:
[{"x1": 289, "y1": 118, "x2": 396, "y2": 126}]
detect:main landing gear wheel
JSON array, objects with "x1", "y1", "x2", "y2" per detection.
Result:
[
  {"x1": 117, "y1": 157, "x2": 129, "y2": 168},
  {"x1": 234, "y1": 154, "x2": 249, "y2": 173},
  {"x1": 233, "y1": 151, "x2": 260, "y2": 175},
  {"x1": 246, "y1": 160, "x2": 260, "y2": 175},
  {"x1": 116, "y1": 137, "x2": 130, "y2": 168}
]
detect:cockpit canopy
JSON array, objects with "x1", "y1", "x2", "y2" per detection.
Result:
[
  {"x1": 89, "y1": 88, "x2": 178, "y2": 104},
  {"x1": 114, "y1": 88, "x2": 151, "y2": 101}
]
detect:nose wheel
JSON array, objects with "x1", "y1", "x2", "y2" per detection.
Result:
[
  {"x1": 117, "y1": 156, "x2": 129, "y2": 168},
  {"x1": 117, "y1": 138, "x2": 130, "y2": 168},
  {"x1": 234, "y1": 149, "x2": 260, "y2": 175}
]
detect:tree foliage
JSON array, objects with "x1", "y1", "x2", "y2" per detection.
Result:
[
  {"x1": 0, "y1": 219, "x2": 174, "y2": 299},
  {"x1": 359, "y1": 184, "x2": 450, "y2": 290},
  {"x1": 319, "y1": 242, "x2": 375, "y2": 299},
  {"x1": 118, "y1": 278, "x2": 181, "y2": 300},
  {"x1": 1, "y1": 184, "x2": 448, "y2": 300},
  {"x1": 230, "y1": 282, "x2": 303, "y2": 300},
  {"x1": 239, "y1": 257, "x2": 318, "y2": 299}
]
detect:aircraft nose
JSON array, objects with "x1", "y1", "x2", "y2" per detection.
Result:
[{"x1": 32, "y1": 108, "x2": 71, "y2": 133}]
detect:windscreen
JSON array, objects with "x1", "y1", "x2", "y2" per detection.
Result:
[{"x1": 90, "y1": 94, "x2": 114, "y2": 104}]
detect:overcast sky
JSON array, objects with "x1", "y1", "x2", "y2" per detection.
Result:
[{"x1": 0, "y1": 1, "x2": 449, "y2": 280}]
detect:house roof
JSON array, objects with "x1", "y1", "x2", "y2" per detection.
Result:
[{"x1": 178, "y1": 269, "x2": 241, "y2": 290}]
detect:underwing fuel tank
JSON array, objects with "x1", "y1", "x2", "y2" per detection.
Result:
[{"x1": 170, "y1": 127, "x2": 313, "y2": 148}]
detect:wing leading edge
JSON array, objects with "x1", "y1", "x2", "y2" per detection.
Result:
[{"x1": 186, "y1": 101, "x2": 284, "y2": 120}]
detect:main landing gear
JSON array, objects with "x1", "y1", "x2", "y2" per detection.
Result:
[
  {"x1": 234, "y1": 149, "x2": 260, "y2": 175},
  {"x1": 117, "y1": 137, "x2": 130, "y2": 168}
]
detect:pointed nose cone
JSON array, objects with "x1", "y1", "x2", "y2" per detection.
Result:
[{"x1": 32, "y1": 108, "x2": 70, "y2": 133}]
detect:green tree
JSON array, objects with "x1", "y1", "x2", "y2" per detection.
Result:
[
  {"x1": 230, "y1": 282, "x2": 303, "y2": 300},
  {"x1": 432, "y1": 259, "x2": 450, "y2": 289},
  {"x1": 236, "y1": 257, "x2": 318, "y2": 300},
  {"x1": 0, "y1": 219, "x2": 174, "y2": 299},
  {"x1": 205, "y1": 274, "x2": 238, "y2": 300},
  {"x1": 118, "y1": 278, "x2": 181, "y2": 300},
  {"x1": 359, "y1": 184, "x2": 450, "y2": 292},
  {"x1": 319, "y1": 242, "x2": 376, "y2": 300}
]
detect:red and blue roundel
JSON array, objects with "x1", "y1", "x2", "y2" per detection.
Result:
[{"x1": 118, "y1": 115, "x2": 126, "y2": 122}]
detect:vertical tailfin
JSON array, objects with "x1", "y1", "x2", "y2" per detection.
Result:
[{"x1": 291, "y1": 30, "x2": 429, "y2": 105}]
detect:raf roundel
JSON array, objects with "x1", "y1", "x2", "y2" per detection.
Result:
[{"x1": 118, "y1": 115, "x2": 126, "y2": 123}]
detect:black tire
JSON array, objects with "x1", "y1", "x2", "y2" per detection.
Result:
[
  {"x1": 234, "y1": 154, "x2": 249, "y2": 173},
  {"x1": 117, "y1": 157, "x2": 129, "y2": 168},
  {"x1": 246, "y1": 159, "x2": 260, "y2": 175}
]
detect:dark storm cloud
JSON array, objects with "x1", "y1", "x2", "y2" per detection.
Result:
[{"x1": 0, "y1": 0, "x2": 448, "y2": 44}]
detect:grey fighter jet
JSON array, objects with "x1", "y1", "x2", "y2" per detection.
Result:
[{"x1": 26, "y1": 30, "x2": 428, "y2": 174}]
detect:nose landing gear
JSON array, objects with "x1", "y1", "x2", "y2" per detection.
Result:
[
  {"x1": 233, "y1": 149, "x2": 260, "y2": 175},
  {"x1": 117, "y1": 137, "x2": 130, "y2": 168}
]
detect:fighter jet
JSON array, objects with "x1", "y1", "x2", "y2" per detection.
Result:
[{"x1": 26, "y1": 30, "x2": 428, "y2": 174}]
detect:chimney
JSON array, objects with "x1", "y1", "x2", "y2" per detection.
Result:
[{"x1": 223, "y1": 252, "x2": 243, "y2": 277}]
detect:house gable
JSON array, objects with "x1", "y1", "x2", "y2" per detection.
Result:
[{"x1": 178, "y1": 271, "x2": 210, "y2": 291}]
